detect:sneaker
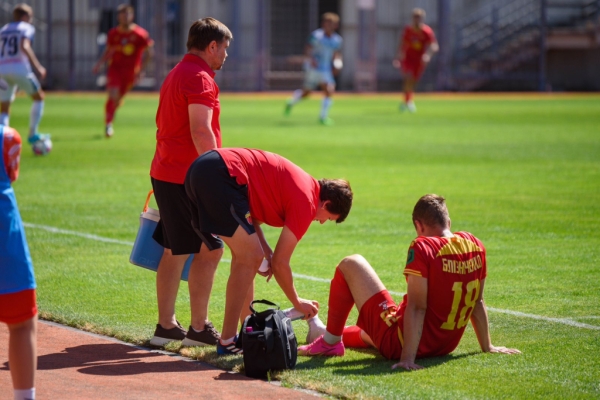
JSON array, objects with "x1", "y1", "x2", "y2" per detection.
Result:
[
  {"x1": 149, "y1": 321, "x2": 187, "y2": 347},
  {"x1": 105, "y1": 124, "x2": 114, "y2": 138},
  {"x1": 406, "y1": 101, "x2": 417, "y2": 113},
  {"x1": 217, "y1": 336, "x2": 243, "y2": 355},
  {"x1": 181, "y1": 321, "x2": 221, "y2": 346},
  {"x1": 27, "y1": 133, "x2": 51, "y2": 145},
  {"x1": 306, "y1": 315, "x2": 327, "y2": 344},
  {"x1": 319, "y1": 117, "x2": 334, "y2": 126},
  {"x1": 298, "y1": 335, "x2": 344, "y2": 357},
  {"x1": 284, "y1": 102, "x2": 293, "y2": 116}
]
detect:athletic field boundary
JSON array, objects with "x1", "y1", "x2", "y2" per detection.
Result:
[{"x1": 23, "y1": 222, "x2": 600, "y2": 331}]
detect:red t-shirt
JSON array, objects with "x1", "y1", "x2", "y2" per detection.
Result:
[
  {"x1": 402, "y1": 24, "x2": 436, "y2": 61},
  {"x1": 106, "y1": 24, "x2": 153, "y2": 73},
  {"x1": 216, "y1": 148, "x2": 320, "y2": 241},
  {"x1": 2, "y1": 127, "x2": 21, "y2": 183},
  {"x1": 397, "y1": 232, "x2": 487, "y2": 358},
  {"x1": 150, "y1": 54, "x2": 221, "y2": 184}
]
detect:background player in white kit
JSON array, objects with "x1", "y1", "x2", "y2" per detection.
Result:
[
  {"x1": 0, "y1": 3, "x2": 49, "y2": 148},
  {"x1": 284, "y1": 13, "x2": 343, "y2": 126}
]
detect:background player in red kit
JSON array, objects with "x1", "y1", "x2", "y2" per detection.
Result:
[
  {"x1": 299, "y1": 194, "x2": 520, "y2": 370},
  {"x1": 393, "y1": 8, "x2": 438, "y2": 113},
  {"x1": 185, "y1": 148, "x2": 353, "y2": 355},
  {"x1": 93, "y1": 4, "x2": 153, "y2": 137}
]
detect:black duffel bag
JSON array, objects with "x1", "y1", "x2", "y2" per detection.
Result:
[{"x1": 238, "y1": 299, "x2": 297, "y2": 379}]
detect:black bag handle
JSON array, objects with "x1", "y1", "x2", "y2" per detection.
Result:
[{"x1": 250, "y1": 299, "x2": 280, "y2": 315}]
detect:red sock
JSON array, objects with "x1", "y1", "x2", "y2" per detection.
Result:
[
  {"x1": 326, "y1": 267, "x2": 355, "y2": 337},
  {"x1": 105, "y1": 98, "x2": 116, "y2": 124},
  {"x1": 343, "y1": 325, "x2": 369, "y2": 348},
  {"x1": 405, "y1": 91, "x2": 413, "y2": 103}
]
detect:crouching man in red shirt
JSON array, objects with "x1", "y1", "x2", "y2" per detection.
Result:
[
  {"x1": 185, "y1": 148, "x2": 353, "y2": 355},
  {"x1": 298, "y1": 194, "x2": 520, "y2": 369}
]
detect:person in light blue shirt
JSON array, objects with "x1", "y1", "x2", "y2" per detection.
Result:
[{"x1": 285, "y1": 13, "x2": 343, "y2": 125}]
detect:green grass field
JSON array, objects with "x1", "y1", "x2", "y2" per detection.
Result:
[{"x1": 9, "y1": 92, "x2": 600, "y2": 399}]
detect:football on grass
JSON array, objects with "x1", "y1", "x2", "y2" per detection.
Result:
[{"x1": 32, "y1": 137, "x2": 52, "y2": 156}]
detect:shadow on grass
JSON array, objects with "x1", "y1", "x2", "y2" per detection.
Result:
[{"x1": 295, "y1": 350, "x2": 480, "y2": 376}]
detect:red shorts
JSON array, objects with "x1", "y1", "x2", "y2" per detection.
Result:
[
  {"x1": 107, "y1": 68, "x2": 136, "y2": 95},
  {"x1": 356, "y1": 290, "x2": 404, "y2": 360},
  {"x1": 0, "y1": 289, "x2": 37, "y2": 324},
  {"x1": 401, "y1": 58, "x2": 425, "y2": 80}
]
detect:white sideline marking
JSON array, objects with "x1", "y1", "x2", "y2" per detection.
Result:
[{"x1": 24, "y1": 222, "x2": 600, "y2": 331}]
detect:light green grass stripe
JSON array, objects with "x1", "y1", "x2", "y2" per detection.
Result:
[{"x1": 24, "y1": 222, "x2": 600, "y2": 331}]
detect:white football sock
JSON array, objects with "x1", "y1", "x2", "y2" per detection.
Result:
[
  {"x1": 320, "y1": 97, "x2": 333, "y2": 119},
  {"x1": 288, "y1": 89, "x2": 303, "y2": 105},
  {"x1": 0, "y1": 112, "x2": 8, "y2": 127},
  {"x1": 323, "y1": 331, "x2": 342, "y2": 345},
  {"x1": 308, "y1": 315, "x2": 326, "y2": 329},
  {"x1": 29, "y1": 100, "x2": 44, "y2": 135},
  {"x1": 14, "y1": 388, "x2": 35, "y2": 400}
]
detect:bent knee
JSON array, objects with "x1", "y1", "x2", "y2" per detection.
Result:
[{"x1": 338, "y1": 254, "x2": 369, "y2": 271}]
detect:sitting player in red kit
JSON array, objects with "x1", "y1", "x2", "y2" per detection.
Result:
[
  {"x1": 93, "y1": 3, "x2": 153, "y2": 137},
  {"x1": 299, "y1": 194, "x2": 520, "y2": 370},
  {"x1": 393, "y1": 8, "x2": 438, "y2": 113}
]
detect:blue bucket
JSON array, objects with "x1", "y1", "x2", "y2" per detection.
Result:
[{"x1": 129, "y1": 190, "x2": 193, "y2": 281}]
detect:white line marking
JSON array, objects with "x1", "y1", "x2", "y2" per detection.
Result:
[
  {"x1": 24, "y1": 222, "x2": 600, "y2": 331},
  {"x1": 24, "y1": 222, "x2": 135, "y2": 246}
]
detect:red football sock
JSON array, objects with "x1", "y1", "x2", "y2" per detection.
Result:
[
  {"x1": 105, "y1": 98, "x2": 116, "y2": 124},
  {"x1": 343, "y1": 325, "x2": 369, "y2": 348},
  {"x1": 326, "y1": 267, "x2": 355, "y2": 337},
  {"x1": 405, "y1": 91, "x2": 413, "y2": 103}
]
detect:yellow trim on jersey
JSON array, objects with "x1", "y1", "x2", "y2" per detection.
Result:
[
  {"x1": 436, "y1": 236, "x2": 483, "y2": 257},
  {"x1": 404, "y1": 269, "x2": 422, "y2": 277},
  {"x1": 397, "y1": 327, "x2": 404, "y2": 347}
]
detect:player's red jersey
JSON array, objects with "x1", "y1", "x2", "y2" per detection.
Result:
[
  {"x1": 106, "y1": 24, "x2": 153, "y2": 73},
  {"x1": 151, "y1": 54, "x2": 221, "y2": 185},
  {"x1": 2, "y1": 127, "x2": 21, "y2": 183},
  {"x1": 216, "y1": 148, "x2": 320, "y2": 241},
  {"x1": 394, "y1": 232, "x2": 487, "y2": 358},
  {"x1": 402, "y1": 24, "x2": 436, "y2": 61}
]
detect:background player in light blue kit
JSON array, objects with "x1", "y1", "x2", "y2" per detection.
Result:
[{"x1": 285, "y1": 13, "x2": 342, "y2": 125}]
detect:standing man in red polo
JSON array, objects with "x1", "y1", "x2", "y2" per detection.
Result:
[
  {"x1": 393, "y1": 8, "x2": 438, "y2": 113},
  {"x1": 148, "y1": 18, "x2": 232, "y2": 347},
  {"x1": 93, "y1": 3, "x2": 154, "y2": 137}
]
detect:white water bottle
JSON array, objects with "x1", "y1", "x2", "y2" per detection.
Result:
[{"x1": 283, "y1": 307, "x2": 305, "y2": 321}]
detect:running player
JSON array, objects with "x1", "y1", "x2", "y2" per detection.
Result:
[
  {"x1": 393, "y1": 8, "x2": 438, "y2": 113},
  {"x1": 185, "y1": 148, "x2": 353, "y2": 354},
  {"x1": 299, "y1": 194, "x2": 520, "y2": 370},
  {"x1": 284, "y1": 13, "x2": 343, "y2": 125},
  {"x1": 0, "y1": 125, "x2": 38, "y2": 400},
  {"x1": 0, "y1": 4, "x2": 49, "y2": 150},
  {"x1": 92, "y1": 4, "x2": 154, "y2": 138}
]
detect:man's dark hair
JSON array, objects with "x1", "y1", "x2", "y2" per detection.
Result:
[
  {"x1": 187, "y1": 17, "x2": 233, "y2": 51},
  {"x1": 412, "y1": 194, "x2": 450, "y2": 228},
  {"x1": 319, "y1": 179, "x2": 353, "y2": 223},
  {"x1": 13, "y1": 3, "x2": 33, "y2": 21}
]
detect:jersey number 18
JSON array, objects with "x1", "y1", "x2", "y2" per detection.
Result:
[{"x1": 441, "y1": 279, "x2": 480, "y2": 330}]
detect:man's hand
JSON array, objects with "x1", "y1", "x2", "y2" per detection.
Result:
[
  {"x1": 295, "y1": 298, "x2": 319, "y2": 320},
  {"x1": 391, "y1": 360, "x2": 423, "y2": 371},
  {"x1": 422, "y1": 53, "x2": 431, "y2": 64},
  {"x1": 488, "y1": 345, "x2": 521, "y2": 355},
  {"x1": 37, "y1": 66, "x2": 47, "y2": 80}
]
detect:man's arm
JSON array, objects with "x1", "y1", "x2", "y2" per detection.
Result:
[
  {"x1": 470, "y1": 279, "x2": 521, "y2": 354},
  {"x1": 392, "y1": 274, "x2": 428, "y2": 371},
  {"x1": 188, "y1": 104, "x2": 217, "y2": 155},
  {"x1": 138, "y1": 44, "x2": 154, "y2": 77},
  {"x1": 422, "y1": 40, "x2": 439, "y2": 64},
  {"x1": 252, "y1": 219, "x2": 273, "y2": 278},
  {"x1": 21, "y1": 38, "x2": 45, "y2": 79},
  {"x1": 393, "y1": 29, "x2": 408, "y2": 67},
  {"x1": 271, "y1": 226, "x2": 318, "y2": 318}
]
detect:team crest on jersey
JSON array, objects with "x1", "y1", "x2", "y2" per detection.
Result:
[
  {"x1": 406, "y1": 249, "x2": 415, "y2": 265},
  {"x1": 378, "y1": 301, "x2": 388, "y2": 310},
  {"x1": 245, "y1": 211, "x2": 252, "y2": 225}
]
